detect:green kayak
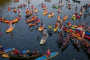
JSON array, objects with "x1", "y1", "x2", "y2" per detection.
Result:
[
  {"x1": 52, "y1": 6, "x2": 58, "y2": 9},
  {"x1": 71, "y1": 27, "x2": 76, "y2": 29}
]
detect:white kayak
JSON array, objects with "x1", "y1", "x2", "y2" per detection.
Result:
[{"x1": 40, "y1": 33, "x2": 48, "y2": 44}]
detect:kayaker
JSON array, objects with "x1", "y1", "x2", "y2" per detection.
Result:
[
  {"x1": 0, "y1": 46, "x2": 4, "y2": 52},
  {"x1": 8, "y1": 5, "x2": 11, "y2": 8},
  {"x1": 68, "y1": 22, "x2": 71, "y2": 28},
  {"x1": 46, "y1": 49, "x2": 50, "y2": 57},
  {"x1": 50, "y1": 11, "x2": 53, "y2": 15},
  {"x1": 43, "y1": 28, "x2": 47, "y2": 35},
  {"x1": 73, "y1": 14, "x2": 76, "y2": 18},
  {"x1": 48, "y1": 24, "x2": 52, "y2": 29},
  {"x1": 36, "y1": 17, "x2": 39, "y2": 22},
  {"x1": 31, "y1": 5, "x2": 33, "y2": 9},
  {"x1": 34, "y1": 7, "x2": 37, "y2": 10},
  {"x1": 57, "y1": 15, "x2": 60, "y2": 20},
  {"x1": 53, "y1": 4, "x2": 56, "y2": 7},
  {"x1": 18, "y1": 9, "x2": 20, "y2": 13},
  {"x1": 60, "y1": 21, "x2": 63, "y2": 26},
  {"x1": 1, "y1": 17, "x2": 4, "y2": 20},
  {"x1": 34, "y1": 49, "x2": 38, "y2": 55},
  {"x1": 18, "y1": 50, "x2": 22, "y2": 56},
  {"x1": 55, "y1": 22, "x2": 59, "y2": 28},
  {"x1": 58, "y1": 8, "x2": 60, "y2": 12},
  {"x1": 75, "y1": 5, "x2": 77, "y2": 12},
  {"x1": 41, "y1": 21, "x2": 43, "y2": 28}
]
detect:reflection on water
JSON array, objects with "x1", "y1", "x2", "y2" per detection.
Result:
[{"x1": 0, "y1": 0, "x2": 12, "y2": 6}]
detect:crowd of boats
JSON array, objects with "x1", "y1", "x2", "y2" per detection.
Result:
[{"x1": 0, "y1": 0, "x2": 90, "y2": 60}]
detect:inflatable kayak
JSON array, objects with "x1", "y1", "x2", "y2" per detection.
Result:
[
  {"x1": 0, "y1": 48, "x2": 15, "y2": 54},
  {"x1": 2, "y1": 50, "x2": 29, "y2": 58},
  {"x1": 38, "y1": 24, "x2": 45, "y2": 31},
  {"x1": 35, "y1": 52, "x2": 59, "y2": 60},
  {"x1": 40, "y1": 33, "x2": 48, "y2": 44},
  {"x1": 53, "y1": 25, "x2": 58, "y2": 32},
  {"x1": 52, "y1": 5, "x2": 58, "y2": 9},
  {"x1": 48, "y1": 12, "x2": 54, "y2": 17},
  {"x1": 6, "y1": 25, "x2": 15, "y2": 33}
]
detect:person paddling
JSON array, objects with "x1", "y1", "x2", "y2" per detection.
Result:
[
  {"x1": 48, "y1": 24, "x2": 52, "y2": 29},
  {"x1": 0, "y1": 46, "x2": 4, "y2": 52}
]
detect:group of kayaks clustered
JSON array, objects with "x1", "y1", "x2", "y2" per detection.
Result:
[{"x1": 0, "y1": 0, "x2": 90, "y2": 60}]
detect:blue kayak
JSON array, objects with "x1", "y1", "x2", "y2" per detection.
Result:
[
  {"x1": 0, "y1": 48, "x2": 15, "y2": 54},
  {"x1": 35, "y1": 52, "x2": 59, "y2": 60},
  {"x1": 84, "y1": 12, "x2": 90, "y2": 15},
  {"x1": 85, "y1": 32, "x2": 90, "y2": 35},
  {"x1": 30, "y1": 23, "x2": 40, "y2": 31}
]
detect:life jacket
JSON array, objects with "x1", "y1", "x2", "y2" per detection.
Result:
[{"x1": 47, "y1": 51, "x2": 50, "y2": 56}]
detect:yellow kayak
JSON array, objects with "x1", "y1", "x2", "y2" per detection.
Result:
[
  {"x1": 0, "y1": 48, "x2": 15, "y2": 54},
  {"x1": 12, "y1": 19, "x2": 18, "y2": 23},
  {"x1": 48, "y1": 12, "x2": 54, "y2": 17},
  {"x1": 6, "y1": 25, "x2": 15, "y2": 33},
  {"x1": 43, "y1": 10, "x2": 48, "y2": 15},
  {"x1": 57, "y1": 18, "x2": 62, "y2": 22},
  {"x1": 53, "y1": 26, "x2": 58, "y2": 32},
  {"x1": 34, "y1": 9, "x2": 37, "y2": 13},
  {"x1": 2, "y1": 50, "x2": 29, "y2": 58},
  {"x1": 38, "y1": 24, "x2": 45, "y2": 31}
]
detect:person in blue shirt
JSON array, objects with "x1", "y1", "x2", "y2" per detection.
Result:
[
  {"x1": 0, "y1": 46, "x2": 4, "y2": 52},
  {"x1": 18, "y1": 50, "x2": 22, "y2": 56}
]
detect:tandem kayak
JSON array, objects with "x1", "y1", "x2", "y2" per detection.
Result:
[
  {"x1": 35, "y1": 52, "x2": 59, "y2": 60},
  {"x1": 0, "y1": 48, "x2": 15, "y2": 54},
  {"x1": 6, "y1": 25, "x2": 15, "y2": 33},
  {"x1": 40, "y1": 33, "x2": 48, "y2": 44},
  {"x1": 2, "y1": 50, "x2": 29, "y2": 58}
]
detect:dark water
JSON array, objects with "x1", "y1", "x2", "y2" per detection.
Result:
[{"x1": 0, "y1": 0, "x2": 90, "y2": 60}]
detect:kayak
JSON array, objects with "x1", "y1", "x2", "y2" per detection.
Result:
[
  {"x1": 85, "y1": 32, "x2": 90, "y2": 36},
  {"x1": 72, "y1": 25, "x2": 78, "y2": 28},
  {"x1": 70, "y1": 39, "x2": 81, "y2": 51},
  {"x1": 48, "y1": 12, "x2": 54, "y2": 17},
  {"x1": 79, "y1": 12, "x2": 83, "y2": 15},
  {"x1": 68, "y1": 6, "x2": 71, "y2": 9},
  {"x1": 8, "y1": 8, "x2": 11, "y2": 11},
  {"x1": 57, "y1": 19, "x2": 62, "y2": 22},
  {"x1": 81, "y1": 42, "x2": 90, "y2": 56},
  {"x1": 84, "y1": 35, "x2": 90, "y2": 40},
  {"x1": 73, "y1": 0, "x2": 81, "y2": 3},
  {"x1": 2, "y1": 50, "x2": 29, "y2": 58},
  {"x1": 30, "y1": 23, "x2": 40, "y2": 31},
  {"x1": 43, "y1": 7, "x2": 46, "y2": 10},
  {"x1": 68, "y1": 3, "x2": 71, "y2": 5},
  {"x1": 14, "y1": 9, "x2": 17, "y2": 12},
  {"x1": 63, "y1": 27, "x2": 70, "y2": 33},
  {"x1": 10, "y1": 53, "x2": 42, "y2": 59},
  {"x1": 38, "y1": 24, "x2": 45, "y2": 31},
  {"x1": 61, "y1": 4, "x2": 64, "y2": 6},
  {"x1": 26, "y1": 13, "x2": 33, "y2": 18},
  {"x1": 61, "y1": 38, "x2": 69, "y2": 51},
  {"x1": 72, "y1": 16, "x2": 76, "y2": 20},
  {"x1": 0, "y1": 48, "x2": 15, "y2": 54},
  {"x1": 43, "y1": 10, "x2": 48, "y2": 15},
  {"x1": 48, "y1": 29, "x2": 52, "y2": 36},
  {"x1": 71, "y1": 27, "x2": 76, "y2": 29},
  {"x1": 26, "y1": 17, "x2": 36, "y2": 23},
  {"x1": 63, "y1": 16, "x2": 67, "y2": 21},
  {"x1": 40, "y1": 33, "x2": 48, "y2": 44},
  {"x1": 6, "y1": 25, "x2": 15, "y2": 33},
  {"x1": 35, "y1": 52, "x2": 59, "y2": 60},
  {"x1": 14, "y1": 0, "x2": 19, "y2": 2},
  {"x1": 84, "y1": 12, "x2": 90, "y2": 15},
  {"x1": 52, "y1": 5, "x2": 58, "y2": 9},
  {"x1": 34, "y1": 9, "x2": 37, "y2": 13},
  {"x1": 53, "y1": 25, "x2": 58, "y2": 32}
]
